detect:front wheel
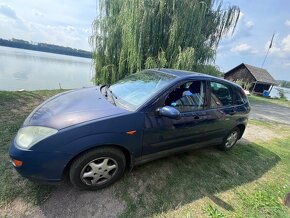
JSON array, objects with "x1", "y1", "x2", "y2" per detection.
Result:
[
  {"x1": 218, "y1": 127, "x2": 240, "y2": 151},
  {"x1": 69, "y1": 147, "x2": 126, "y2": 190}
]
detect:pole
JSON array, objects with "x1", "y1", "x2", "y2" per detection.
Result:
[
  {"x1": 261, "y1": 47, "x2": 270, "y2": 68},
  {"x1": 261, "y1": 33, "x2": 275, "y2": 68}
]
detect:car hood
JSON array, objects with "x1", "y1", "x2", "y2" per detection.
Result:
[{"x1": 23, "y1": 87, "x2": 129, "y2": 129}]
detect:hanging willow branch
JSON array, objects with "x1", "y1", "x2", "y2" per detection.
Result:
[{"x1": 90, "y1": 0, "x2": 240, "y2": 84}]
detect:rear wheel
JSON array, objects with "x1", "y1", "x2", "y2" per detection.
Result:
[
  {"x1": 69, "y1": 147, "x2": 126, "y2": 190},
  {"x1": 218, "y1": 127, "x2": 240, "y2": 151}
]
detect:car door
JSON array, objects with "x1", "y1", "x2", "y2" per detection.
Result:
[
  {"x1": 142, "y1": 79, "x2": 217, "y2": 157},
  {"x1": 205, "y1": 80, "x2": 237, "y2": 139}
]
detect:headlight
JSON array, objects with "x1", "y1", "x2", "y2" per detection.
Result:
[{"x1": 15, "y1": 126, "x2": 58, "y2": 149}]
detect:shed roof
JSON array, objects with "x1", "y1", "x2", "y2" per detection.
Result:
[{"x1": 226, "y1": 63, "x2": 278, "y2": 85}]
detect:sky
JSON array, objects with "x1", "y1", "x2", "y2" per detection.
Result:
[
  {"x1": 0, "y1": 0, "x2": 96, "y2": 50},
  {"x1": 0, "y1": 0, "x2": 289, "y2": 80},
  {"x1": 215, "y1": 0, "x2": 290, "y2": 81}
]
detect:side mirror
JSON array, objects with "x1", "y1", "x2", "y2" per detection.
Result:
[{"x1": 157, "y1": 106, "x2": 181, "y2": 120}]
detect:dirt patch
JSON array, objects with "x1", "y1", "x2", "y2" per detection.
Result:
[
  {"x1": 284, "y1": 192, "x2": 290, "y2": 208},
  {"x1": 0, "y1": 198, "x2": 38, "y2": 218},
  {"x1": 21, "y1": 183, "x2": 126, "y2": 218},
  {"x1": 242, "y1": 123, "x2": 287, "y2": 142}
]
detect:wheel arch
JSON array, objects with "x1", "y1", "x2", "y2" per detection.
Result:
[
  {"x1": 62, "y1": 144, "x2": 133, "y2": 180},
  {"x1": 236, "y1": 123, "x2": 246, "y2": 139}
]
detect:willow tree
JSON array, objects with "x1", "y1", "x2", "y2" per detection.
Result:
[{"x1": 90, "y1": 0, "x2": 240, "y2": 84}]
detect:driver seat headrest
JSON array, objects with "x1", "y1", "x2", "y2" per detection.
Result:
[{"x1": 189, "y1": 81, "x2": 201, "y2": 94}]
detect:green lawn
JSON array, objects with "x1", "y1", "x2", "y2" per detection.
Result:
[
  {"x1": 0, "y1": 90, "x2": 290, "y2": 217},
  {"x1": 0, "y1": 90, "x2": 65, "y2": 208},
  {"x1": 248, "y1": 95, "x2": 290, "y2": 108},
  {"x1": 114, "y1": 121, "x2": 290, "y2": 217}
]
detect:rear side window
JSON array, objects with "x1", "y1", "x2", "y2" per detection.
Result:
[{"x1": 210, "y1": 81, "x2": 233, "y2": 108}]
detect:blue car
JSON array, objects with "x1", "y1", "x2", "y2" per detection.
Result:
[{"x1": 9, "y1": 69, "x2": 250, "y2": 190}]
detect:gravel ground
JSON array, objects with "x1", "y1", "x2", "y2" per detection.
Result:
[{"x1": 249, "y1": 102, "x2": 290, "y2": 125}]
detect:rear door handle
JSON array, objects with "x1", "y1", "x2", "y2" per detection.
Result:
[
  {"x1": 194, "y1": 116, "x2": 200, "y2": 120},
  {"x1": 229, "y1": 109, "x2": 236, "y2": 115},
  {"x1": 173, "y1": 123, "x2": 185, "y2": 128}
]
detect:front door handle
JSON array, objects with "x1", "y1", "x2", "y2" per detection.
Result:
[{"x1": 194, "y1": 116, "x2": 200, "y2": 120}]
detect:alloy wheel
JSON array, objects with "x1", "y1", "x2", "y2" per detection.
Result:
[
  {"x1": 80, "y1": 157, "x2": 118, "y2": 186},
  {"x1": 225, "y1": 131, "x2": 238, "y2": 148}
]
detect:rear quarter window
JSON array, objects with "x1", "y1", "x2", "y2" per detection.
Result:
[{"x1": 233, "y1": 88, "x2": 248, "y2": 105}]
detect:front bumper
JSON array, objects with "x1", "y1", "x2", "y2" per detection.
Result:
[{"x1": 9, "y1": 138, "x2": 72, "y2": 183}]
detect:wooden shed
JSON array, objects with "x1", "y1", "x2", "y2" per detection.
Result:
[{"x1": 224, "y1": 63, "x2": 278, "y2": 94}]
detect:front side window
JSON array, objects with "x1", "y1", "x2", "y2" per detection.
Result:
[
  {"x1": 210, "y1": 81, "x2": 233, "y2": 108},
  {"x1": 109, "y1": 70, "x2": 176, "y2": 111},
  {"x1": 165, "y1": 81, "x2": 205, "y2": 112}
]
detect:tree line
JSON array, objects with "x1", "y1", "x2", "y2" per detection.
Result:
[
  {"x1": 0, "y1": 38, "x2": 92, "y2": 59},
  {"x1": 278, "y1": 80, "x2": 290, "y2": 89}
]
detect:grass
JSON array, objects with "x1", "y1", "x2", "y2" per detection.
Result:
[
  {"x1": 0, "y1": 90, "x2": 290, "y2": 217},
  {"x1": 114, "y1": 122, "x2": 290, "y2": 217},
  {"x1": 248, "y1": 95, "x2": 290, "y2": 108},
  {"x1": 0, "y1": 90, "x2": 65, "y2": 208}
]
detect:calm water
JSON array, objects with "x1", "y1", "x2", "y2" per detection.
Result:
[{"x1": 0, "y1": 46, "x2": 94, "y2": 91}]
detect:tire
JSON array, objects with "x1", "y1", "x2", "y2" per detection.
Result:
[
  {"x1": 218, "y1": 127, "x2": 241, "y2": 151},
  {"x1": 69, "y1": 147, "x2": 126, "y2": 190}
]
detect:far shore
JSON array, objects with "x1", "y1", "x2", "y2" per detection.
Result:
[{"x1": 0, "y1": 43, "x2": 92, "y2": 59}]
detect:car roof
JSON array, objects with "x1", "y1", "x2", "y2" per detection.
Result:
[
  {"x1": 151, "y1": 68, "x2": 206, "y2": 78},
  {"x1": 149, "y1": 68, "x2": 242, "y2": 89}
]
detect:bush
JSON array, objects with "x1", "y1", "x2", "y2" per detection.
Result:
[
  {"x1": 276, "y1": 88, "x2": 287, "y2": 100},
  {"x1": 193, "y1": 64, "x2": 223, "y2": 77},
  {"x1": 232, "y1": 79, "x2": 251, "y2": 91}
]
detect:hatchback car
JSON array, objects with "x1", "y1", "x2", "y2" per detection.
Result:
[{"x1": 9, "y1": 69, "x2": 250, "y2": 190}]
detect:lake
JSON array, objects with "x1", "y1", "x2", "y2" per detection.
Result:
[{"x1": 0, "y1": 46, "x2": 94, "y2": 91}]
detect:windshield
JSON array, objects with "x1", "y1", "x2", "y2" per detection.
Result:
[{"x1": 109, "y1": 70, "x2": 176, "y2": 111}]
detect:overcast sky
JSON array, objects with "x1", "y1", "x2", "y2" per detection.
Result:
[
  {"x1": 0, "y1": 0, "x2": 289, "y2": 80},
  {"x1": 0, "y1": 0, "x2": 96, "y2": 51}
]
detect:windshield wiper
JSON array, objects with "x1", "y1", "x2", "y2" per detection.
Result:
[{"x1": 106, "y1": 86, "x2": 117, "y2": 106}]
